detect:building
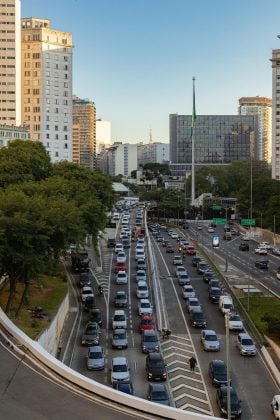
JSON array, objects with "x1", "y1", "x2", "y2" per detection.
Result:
[
  {"x1": 72, "y1": 96, "x2": 96, "y2": 169},
  {"x1": 72, "y1": 123, "x2": 80, "y2": 164},
  {"x1": 21, "y1": 17, "x2": 73, "y2": 162},
  {"x1": 137, "y1": 142, "x2": 169, "y2": 167},
  {"x1": 0, "y1": 0, "x2": 21, "y2": 125},
  {"x1": 0, "y1": 123, "x2": 29, "y2": 147},
  {"x1": 169, "y1": 114, "x2": 258, "y2": 177},
  {"x1": 238, "y1": 96, "x2": 272, "y2": 162},
  {"x1": 99, "y1": 142, "x2": 138, "y2": 176},
  {"x1": 271, "y1": 49, "x2": 280, "y2": 179},
  {"x1": 96, "y1": 118, "x2": 111, "y2": 153}
]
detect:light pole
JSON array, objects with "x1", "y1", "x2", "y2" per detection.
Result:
[
  {"x1": 225, "y1": 312, "x2": 231, "y2": 420},
  {"x1": 273, "y1": 215, "x2": 276, "y2": 246}
]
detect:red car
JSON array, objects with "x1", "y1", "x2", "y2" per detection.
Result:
[
  {"x1": 115, "y1": 262, "x2": 127, "y2": 273},
  {"x1": 186, "y1": 246, "x2": 196, "y2": 255},
  {"x1": 139, "y1": 315, "x2": 155, "y2": 332}
]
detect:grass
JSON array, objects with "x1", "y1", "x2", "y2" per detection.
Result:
[
  {"x1": 0, "y1": 271, "x2": 68, "y2": 340},
  {"x1": 239, "y1": 296, "x2": 280, "y2": 345}
]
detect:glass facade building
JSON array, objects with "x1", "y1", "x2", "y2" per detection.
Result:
[{"x1": 169, "y1": 114, "x2": 258, "y2": 172}]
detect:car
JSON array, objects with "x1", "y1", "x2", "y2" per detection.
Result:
[
  {"x1": 239, "y1": 242, "x2": 249, "y2": 251},
  {"x1": 79, "y1": 272, "x2": 91, "y2": 288},
  {"x1": 112, "y1": 328, "x2": 128, "y2": 349},
  {"x1": 271, "y1": 395, "x2": 280, "y2": 419},
  {"x1": 208, "y1": 278, "x2": 221, "y2": 289},
  {"x1": 171, "y1": 232, "x2": 179, "y2": 239},
  {"x1": 186, "y1": 246, "x2": 196, "y2": 255},
  {"x1": 197, "y1": 261, "x2": 210, "y2": 274},
  {"x1": 116, "y1": 270, "x2": 128, "y2": 285},
  {"x1": 114, "y1": 290, "x2": 128, "y2": 307},
  {"x1": 135, "y1": 269, "x2": 147, "y2": 282},
  {"x1": 227, "y1": 313, "x2": 244, "y2": 331},
  {"x1": 139, "y1": 315, "x2": 155, "y2": 332},
  {"x1": 216, "y1": 386, "x2": 242, "y2": 418},
  {"x1": 135, "y1": 244, "x2": 144, "y2": 252},
  {"x1": 147, "y1": 383, "x2": 170, "y2": 406},
  {"x1": 110, "y1": 357, "x2": 130, "y2": 385},
  {"x1": 136, "y1": 281, "x2": 149, "y2": 299},
  {"x1": 137, "y1": 258, "x2": 147, "y2": 271},
  {"x1": 113, "y1": 381, "x2": 134, "y2": 395},
  {"x1": 241, "y1": 234, "x2": 251, "y2": 241},
  {"x1": 197, "y1": 225, "x2": 203, "y2": 230},
  {"x1": 166, "y1": 245, "x2": 174, "y2": 253},
  {"x1": 192, "y1": 256, "x2": 202, "y2": 267},
  {"x1": 87, "y1": 346, "x2": 105, "y2": 370},
  {"x1": 180, "y1": 239, "x2": 189, "y2": 248},
  {"x1": 259, "y1": 241, "x2": 273, "y2": 250},
  {"x1": 112, "y1": 310, "x2": 127, "y2": 329},
  {"x1": 157, "y1": 236, "x2": 164, "y2": 243},
  {"x1": 138, "y1": 299, "x2": 152, "y2": 316},
  {"x1": 182, "y1": 285, "x2": 196, "y2": 299},
  {"x1": 208, "y1": 226, "x2": 215, "y2": 233},
  {"x1": 122, "y1": 238, "x2": 130, "y2": 249},
  {"x1": 173, "y1": 255, "x2": 183, "y2": 265},
  {"x1": 272, "y1": 247, "x2": 280, "y2": 256},
  {"x1": 87, "y1": 308, "x2": 102, "y2": 326},
  {"x1": 146, "y1": 352, "x2": 167, "y2": 381},
  {"x1": 186, "y1": 296, "x2": 201, "y2": 312},
  {"x1": 178, "y1": 272, "x2": 190, "y2": 285},
  {"x1": 114, "y1": 243, "x2": 124, "y2": 254},
  {"x1": 175, "y1": 265, "x2": 187, "y2": 278},
  {"x1": 255, "y1": 246, "x2": 268, "y2": 255},
  {"x1": 81, "y1": 286, "x2": 94, "y2": 303},
  {"x1": 81, "y1": 322, "x2": 100, "y2": 346},
  {"x1": 209, "y1": 359, "x2": 230, "y2": 387},
  {"x1": 209, "y1": 286, "x2": 223, "y2": 303},
  {"x1": 135, "y1": 249, "x2": 145, "y2": 261},
  {"x1": 255, "y1": 259, "x2": 269, "y2": 269},
  {"x1": 201, "y1": 329, "x2": 220, "y2": 351},
  {"x1": 141, "y1": 329, "x2": 159, "y2": 353},
  {"x1": 203, "y1": 271, "x2": 216, "y2": 283},
  {"x1": 161, "y1": 240, "x2": 168, "y2": 247},
  {"x1": 236, "y1": 332, "x2": 256, "y2": 356},
  {"x1": 114, "y1": 261, "x2": 127, "y2": 273},
  {"x1": 84, "y1": 295, "x2": 96, "y2": 311},
  {"x1": 189, "y1": 308, "x2": 207, "y2": 328}
]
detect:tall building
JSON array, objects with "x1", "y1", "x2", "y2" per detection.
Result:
[
  {"x1": 98, "y1": 142, "x2": 138, "y2": 176},
  {"x1": 73, "y1": 96, "x2": 96, "y2": 169},
  {"x1": 271, "y1": 49, "x2": 280, "y2": 179},
  {"x1": 238, "y1": 96, "x2": 272, "y2": 162},
  {"x1": 96, "y1": 118, "x2": 111, "y2": 153},
  {"x1": 21, "y1": 17, "x2": 73, "y2": 162},
  {"x1": 138, "y1": 142, "x2": 169, "y2": 167},
  {"x1": 0, "y1": 0, "x2": 21, "y2": 125},
  {"x1": 169, "y1": 114, "x2": 258, "y2": 177}
]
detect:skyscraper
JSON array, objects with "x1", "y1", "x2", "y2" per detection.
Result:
[
  {"x1": 271, "y1": 49, "x2": 280, "y2": 179},
  {"x1": 0, "y1": 0, "x2": 21, "y2": 125},
  {"x1": 238, "y1": 96, "x2": 272, "y2": 163},
  {"x1": 96, "y1": 118, "x2": 111, "y2": 153},
  {"x1": 21, "y1": 17, "x2": 73, "y2": 162}
]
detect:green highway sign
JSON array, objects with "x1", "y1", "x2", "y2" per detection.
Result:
[
  {"x1": 211, "y1": 205, "x2": 222, "y2": 210},
  {"x1": 241, "y1": 218, "x2": 256, "y2": 226},
  {"x1": 212, "y1": 218, "x2": 227, "y2": 225}
]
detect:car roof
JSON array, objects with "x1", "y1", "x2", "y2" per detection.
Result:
[
  {"x1": 211, "y1": 359, "x2": 226, "y2": 367},
  {"x1": 238, "y1": 332, "x2": 251, "y2": 339},
  {"x1": 114, "y1": 309, "x2": 125, "y2": 315},
  {"x1": 203, "y1": 329, "x2": 216, "y2": 335},
  {"x1": 112, "y1": 356, "x2": 128, "y2": 364},
  {"x1": 89, "y1": 345, "x2": 102, "y2": 352},
  {"x1": 140, "y1": 298, "x2": 150, "y2": 303},
  {"x1": 143, "y1": 329, "x2": 156, "y2": 336},
  {"x1": 149, "y1": 383, "x2": 167, "y2": 391},
  {"x1": 147, "y1": 352, "x2": 163, "y2": 360}
]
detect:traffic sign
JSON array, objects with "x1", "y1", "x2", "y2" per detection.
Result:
[
  {"x1": 241, "y1": 219, "x2": 256, "y2": 226},
  {"x1": 212, "y1": 218, "x2": 227, "y2": 225},
  {"x1": 211, "y1": 205, "x2": 222, "y2": 210}
]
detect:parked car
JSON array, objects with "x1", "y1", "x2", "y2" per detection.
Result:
[
  {"x1": 190, "y1": 308, "x2": 207, "y2": 328},
  {"x1": 216, "y1": 386, "x2": 242, "y2": 418},
  {"x1": 236, "y1": 333, "x2": 256, "y2": 356},
  {"x1": 227, "y1": 313, "x2": 244, "y2": 331},
  {"x1": 137, "y1": 258, "x2": 147, "y2": 271},
  {"x1": 114, "y1": 243, "x2": 124, "y2": 254},
  {"x1": 209, "y1": 359, "x2": 230, "y2": 387},
  {"x1": 255, "y1": 259, "x2": 269, "y2": 269},
  {"x1": 147, "y1": 383, "x2": 170, "y2": 406},
  {"x1": 110, "y1": 357, "x2": 130, "y2": 385},
  {"x1": 135, "y1": 249, "x2": 145, "y2": 261},
  {"x1": 114, "y1": 290, "x2": 128, "y2": 307},
  {"x1": 146, "y1": 352, "x2": 167, "y2": 381},
  {"x1": 138, "y1": 299, "x2": 152, "y2": 316},
  {"x1": 142, "y1": 329, "x2": 159, "y2": 353},
  {"x1": 139, "y1": 315, "x2": 155, "y2": 333},
  {"x1": 112, "y1": 309, "x2": 127, "y2": 329},
  {"x1": 81, "y1": 322, "x2": 100, "y2": 346},
  {"x1": 201, "y1": 329, "x2": 220, "y2": 351},
  {"x1": 112, "y1": 328, "x2": 128, "y2": 349},
  {"x1": 116, "y1": 270, "x2": 128, "y2": 285},
  {"x1": 87, "y1": 346, "x2": 105, "y2": 370}
]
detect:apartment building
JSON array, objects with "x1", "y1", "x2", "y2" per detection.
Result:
[
  {"x1": 96, "y1": 118, "x2": 111, "y2": 153},
  {"x1": 137, "y1": 142, "x2": 169, "y2": 167},
  {"x1": 21, "y1": 17, "x2": 73, "y2": 162},
  {"x1": 0, "y1": 123, "x2": 29, "y2": 147},
  {"x1": 271, "y1": 49, "x2": 280, "y2": 179},
  {"x1": 98, "y1": 142, "x2": 138, "y2": 176}
]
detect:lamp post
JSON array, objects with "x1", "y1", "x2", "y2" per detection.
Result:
[
  {"x1": 225, "y1": 312, "x2": 231, "y2": 420},
  {"x1": 273, "y1": 215, "x2": 276, "y2": 246}
]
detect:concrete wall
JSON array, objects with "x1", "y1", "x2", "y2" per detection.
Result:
[{"x1": 37, "y1": 293, "x2": 69, "y2": 356}]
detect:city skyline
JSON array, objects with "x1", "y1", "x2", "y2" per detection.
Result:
[{"x1": 22, "y1": 0, "x2": 280, "y2": 143}]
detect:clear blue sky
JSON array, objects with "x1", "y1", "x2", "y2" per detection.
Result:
[{"x1": 22, "y1": 0, "x2": 280, "y2": 143}]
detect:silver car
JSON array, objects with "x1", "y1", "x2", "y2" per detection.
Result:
[
  {"x1": 87, "y1": 346, "x2": 105, "y2": 370},
  {"x1": 201, "y1": 329, "x2": 220, "y2": 351},
  {"x1": 111, "y1": 357, "x2": 130, "y2": 384},
  {"x1": 236, "y1": 333, "x2": 256, "y2": 356},
  {"x1": 112, "y1": 328, "x2": 128, "y2": 349}
]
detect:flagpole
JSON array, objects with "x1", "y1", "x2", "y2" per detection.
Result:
[{"x1": 191, "y1": 76, "x2": 196, "y2": 206}]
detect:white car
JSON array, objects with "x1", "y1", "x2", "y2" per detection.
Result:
[
  {"x1": 201, "y1": 329, "x2": 220, "y2": 351},
  {"x1": 116, "y1": 270, "x2": 128, "y2": 285},
  {"x1": 186, "y1": 296, "x2": 201, "y2": 311},
  {"x1": 135, "y1": 249, "x2": 145, "y2": 261},
  {"x1": 136, "y1": 281, "x2": 149, "y2": 299},
  {"x1": 112, "y1": 310, "x2": 127, "y2": 329},
  {"x1": 116, "y1": 251, "x2": 126, "y2": 263},
  {"x1": 173, "y1": 255, "x2": 183, "y2": 265},
  {"x1": 171, "y1": 232, "x2": 178, "y2": 239},
  {"x1": 111, "y1": 357, "x2": 130, "y2": 384},
  {"x1": 259, "y1": 241, "x2": 272, "y2": 250},
  {"x1": 227, "y1": 313, "x2": 244, "y2": 331},
  {"x1": 138, "y1": 299, "x2": 152, "y2": 316},
  {"x1": 182, "y1": 286, "x2": 196, "y2": 299},
  {"x1": 115, "y1": 243, "x2": 124, "y2": 254},
  {"x1": 197, "y1": 225, "x2": 203, "y2": 230},
  {"x1": 175, "y1": 265, "x2": 187, "y2": 278},
  {"x1": 81, "y1": 286, "x2": 94, "y2": 302},
  {"x1": 208, "y1": 226, "x2": 215, "y2": 233},
  {"x1": 255, "y1": 247, "x2": 268, "y2": 255}
]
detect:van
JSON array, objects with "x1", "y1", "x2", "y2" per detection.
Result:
[{"x1": 219, "y1": 295, "x2": 233, "y2": 315}]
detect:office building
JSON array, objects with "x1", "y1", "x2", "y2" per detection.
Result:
[
  {"x1": 169, "y1": 114, "x2": 258, "y2": 177},
  {"x1": 238, "y1": 96, "x2": 272, "y2": 162},
  {"x1": 21, "y1": 17, "x2": 73, "y2": 162},
  {"x1": 98, "y1": 142, "x2": 138, "y2": 176},
  {"x1": 0, "y1": 0, "x2": 21, "y2": 125},
  {"x1": 138, "y1": 142, "x2": 169, "y2": 167},
  {"x1": 271, "y1": 49, "x2": 280, "y2": 179},
  {"x1": 73, "y1": 96, "x2": 96, "y2": 169},
  {"x1": 72, "y1": 123, "x2": 80, "y2": 164},
  {"x1": 0, "y1": 123, "x2": 29, "y2": 147},
  {"x1": 96, "y1": 118, "x2": 111, "y2": 153}
]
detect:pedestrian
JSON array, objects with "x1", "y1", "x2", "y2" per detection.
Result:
[{"x1": 189, "y1": 356, "x2": 197, "y2": 372}]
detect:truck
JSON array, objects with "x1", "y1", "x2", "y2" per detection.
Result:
[
  {"x1": 71, "y1": 251, "x2": 91, "y2": 273},
  {"x1": 223, "y1": 225, "x2": 232, "y2": 240}
]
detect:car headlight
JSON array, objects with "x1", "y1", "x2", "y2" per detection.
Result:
[
  {"x1": 143, "y1": 345, "x2": 146, "y2": 350},
  {"x1": 155, "y1": 346, "x2": 159, "y2": 350},
  {"x1": 221, "y1": 407, "x2": 227, "y2": 414},
  {"x1": 148, "y1": 373, "x2": 152, "y2": 378},
  {"x1": 163, "y1": 372, "x2": 167, "y2": 377}
]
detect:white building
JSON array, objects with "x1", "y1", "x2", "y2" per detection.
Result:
[
  {"x1": 21, "y1": 18, "x2": 73, "y2": 162},
  {"x1": 96, "y1": 118, "x2": 111, "y2": 153},
  {"x1": 271, "y1": 49, "x2": 280, "y2": 179},
  {"x1": 138, "y1": 142, "x2": 169, "y2": 167},
  {"x1": 0, "y1": 0, "x2": 21, "y2": 125},
  {"x1": 100, "y1": 142, "x2": 138, "y2": 176},
  {"x1": 238, "y1": 96, "x2": 272, "y2": 163},
  {"x1": 0, "y1": 123, "x2": 29, "y2": 147}
]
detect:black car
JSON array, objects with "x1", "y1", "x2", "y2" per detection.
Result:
[
  {"x1": 122, "y1": 239, "x2": 130, "y2": 249},
  {"x1": 209, "y1": 359, "x2": 230, "y2": 387},
  {"x1": 203, "y1": 271, "x2": 216, "y2": 283},
  {"x1": 209, "y1": 287, "x2": 222, "y2": 303},
  {"x1": 216, "y1": 386, "x2": 242, "y2": 418},
  {"x1": 84, "y1": 295, "x2": 96, "y2": 311},
  {"x1": 113, "y1": 381, "x2": 134, "y2": 395},
  {"x1": 146, "y1": 352, "x2": 167, "y2": 381},
  {"x1": 197, "y1": 261, "x2": 210, "y2": 275},
  {"x1": 255, "y1": 259, "x2": 269, "y2": 269},
  {"x1": 87, "y1": 308, "x2": 102, "y2": 327},
  {"x1": 107, "y1": 237, "x2": 116, "y2": 248},
  {"x1": 189, "y1": 308, "x2": 207, "y2": 328},
  {"x1": 147, "y1": 383, "x2": 170, "y2": 406},
  {"x1": 192, "y1": 256, "x2": 202, "y2": 267},
  {"x1": 208, "y1": 279, "x2": 221, "y2": 290},
  {"x1": 79, "y1": 272, "x2": 91, "y2": 288},
  {"x1": 239, "y1": 242, "x2": 249, "y2": 251}
]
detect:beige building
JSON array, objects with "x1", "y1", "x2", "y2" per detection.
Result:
[
  {"x1": 0, "y1": 0, "x2": 21, "y2": 125},
  {"x1": 238, "y1": 96, "x2": 272, "y2": 163},
  {"x1": 0, "y1": 123, "x2": 29, "y2": 147},
  {"x1": 271, "y1": 49, "x2": 280, "y2": 179},
  {"x1": 73, "y1": 97, "x2": 96, "y2": 169},
  {"x1": 21, "y1": 17, "x2": 73, "y2": 162},
  {"x1": 72, "y1": 123, "x2": 80, "y2": 164}
]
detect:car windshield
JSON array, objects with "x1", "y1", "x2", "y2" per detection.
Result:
[
  {"x1": 141, "y1": 303, "x2": 150, "y2": 308},
  {"x1": 114, "y1": 315, "x2": 125, "y2": 321},
  {"x1": 215, "y1": 365, "x2": 226, "y2": 374},
  {"x1": 151, "y1": 391, "x2": 167, "y2": 400},
  {"x1": 242, "y1": 338, "x2": 253, "y2": 345},
  {"x1": 83, "y1": 290, "x2": 92, "y2": 295},
  {"x1": 211, "y1": 289, "x2": 221, "y2": 295},
  {"x1": 86, "y1": 327, "x2": 98, "y2": 334},
  {"x1": 145, "y1": 335, "x2": 156, "y2": 342},
  {"x1": 90, "y1": 351, "x2": 102, "y2": 359},
  {"x1": 152, "y1": 360, "x2": 164, "y2": 367},
  {"x1": 113, "y1": 364, "x2": 128, "y2": 372},
  {"x1": 118, "y1": 273, "x2": 126, "y2": 278},
  {"x1": 114, "y1": 332, "x2": 126, "y2": 339},
  {"x1": 224, "y1": 304, "x2": 232, "y2": 309},
  {"x1": 138, "y1": 286, "x2": 147, "y2": 290},
  {"x1": 142, "y1": 319, "x2": 153, "y2": 325},
  {"x1": 206, "y1": 334, "x2": 217, "y2": 341},
  {"x1": 230, "y1": 315, "x2": 240, "y2": 321},
  {"x1": 194, "y1": 312, "x2": 204, "y2": 320}
]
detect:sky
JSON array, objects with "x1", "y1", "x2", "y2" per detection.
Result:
[{"x1": 22, "y1": 0, "x2": 280, "y2": 143}]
